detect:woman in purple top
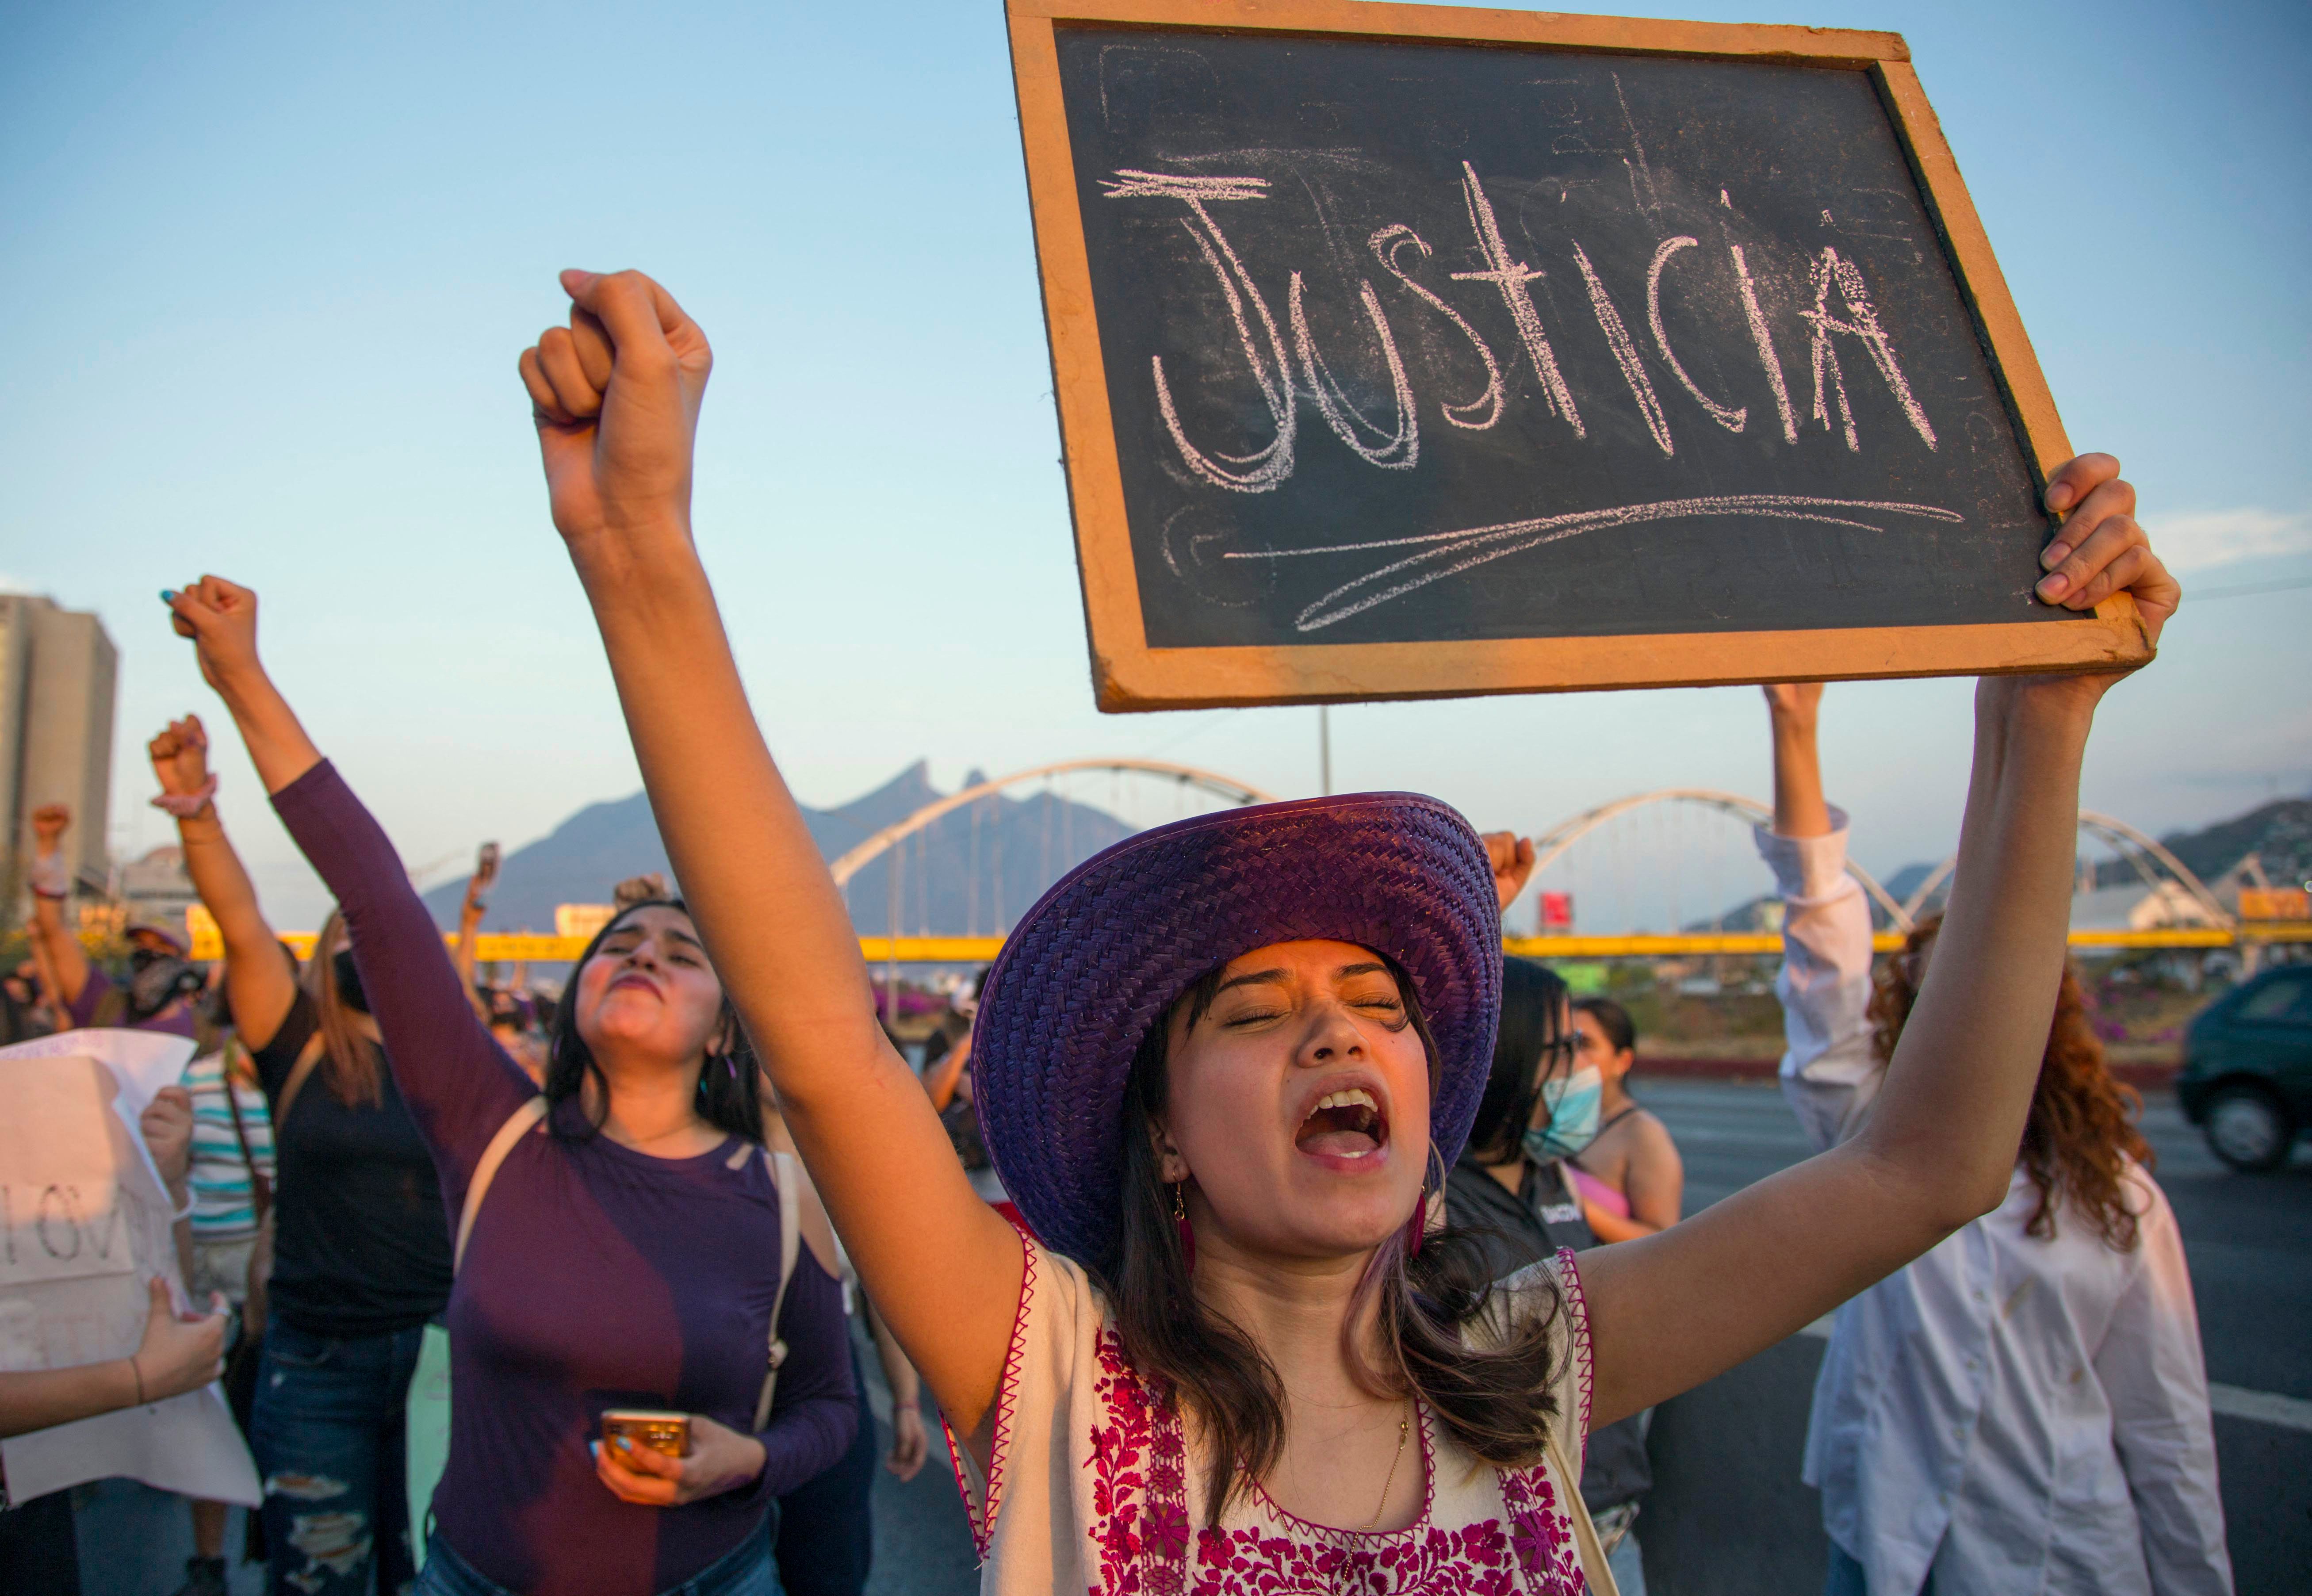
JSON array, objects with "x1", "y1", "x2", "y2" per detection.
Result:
[{"x1": 164, "y1": 577, "x2": 857, "y2": 1596}]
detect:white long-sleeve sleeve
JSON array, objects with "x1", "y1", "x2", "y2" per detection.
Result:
[
  {"x1": 2093, "y1": 1175, "x2": 2234, "y2": 1596},
  {"x1": 1756, "y1": 809, "x2": 1880, "y2": 1152}
]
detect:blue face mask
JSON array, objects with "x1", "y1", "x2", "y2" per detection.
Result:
[{"x1": 1524, "y1": 1065, "x2": 1603, "y2": 1162}]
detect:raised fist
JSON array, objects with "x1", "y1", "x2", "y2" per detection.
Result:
[
  {"x1": 518, "y1": 270, "x2": 712, "y2": 549},
  {"x1": 163, "y1": 576, "x2": 262, "y2": 692},
  {"x1": 148, "y1": 715, "x2": 212, "y2": 797},
  {"x1": 1481, "y1": 831, "x2": 1535, "y2": 912},
  {"x1": 30, "y1": 803, "x2": 69, "y2": 849}
]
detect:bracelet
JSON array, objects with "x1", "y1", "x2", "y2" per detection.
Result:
[
  {"x1": 150, "y1": 775, "x2": 219, "y2": 820},
  {"x1": 27, "y1": 852, "x2": 69, "y2": 900},
  {"x1": 129, "y1": 1354, "x2": 147, "y2": 1407}
]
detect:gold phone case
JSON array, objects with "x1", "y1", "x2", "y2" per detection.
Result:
[{"x1": 601, "y1": 1409, "x2": 689, "y2": 1458}]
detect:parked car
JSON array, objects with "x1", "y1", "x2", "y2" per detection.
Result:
[{"x1": 2177, "y1": 965, "x2": 2312, "y2": 1171}]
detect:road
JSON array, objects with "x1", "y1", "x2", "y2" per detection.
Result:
[{"x1": 1657, "y1": 1076, "x2": 2312, "y2": 1401}]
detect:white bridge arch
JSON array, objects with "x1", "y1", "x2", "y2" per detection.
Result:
[
  {"x1": 1898, "y1": 810, "x2": 2234, "y2": 929},
  {"x1": 828, "y1": 758, "x2": 1276, "y2": 892},
  {"x1": 1527, "y1": 788, "x2": 1914, "y2": 931}
]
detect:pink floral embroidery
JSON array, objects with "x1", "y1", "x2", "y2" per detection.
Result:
[
  {"x1": 1084, "y1": 1331, "x2": 1585, "y2": 1596},
  {"x1": 1499, "y1": 1463, "x2": 1586, "y2": 1595},
  {"x1": 1086, "y1": 1327, "x2": 1189, "y2": 1595}
]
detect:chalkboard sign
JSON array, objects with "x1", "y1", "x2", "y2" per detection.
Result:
[{"x1": 1007, "y1": 0, "x2": 2150, "y2": 710}]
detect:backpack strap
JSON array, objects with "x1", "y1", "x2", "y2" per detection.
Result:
[
  {"x1": 453, "y1": 1097, "x2": 549, "y2": 1275},
  {"x1": 272, "y1": 1030, "x2": 329, "y2": 1128},
  {"x1": 219, "y1": 1043, "x2": 273, "y2": 1222},
  {"x1": 752, "y1": 1150, "x2": 802, "y2": 1432}
]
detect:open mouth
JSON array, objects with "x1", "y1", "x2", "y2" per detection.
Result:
[{"x1": 1295, "y1": 1087, "x2": 1389, "y2": 1160}]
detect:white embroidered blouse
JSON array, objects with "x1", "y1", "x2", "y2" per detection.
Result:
[{"x1": 945, "y1": 1235, "x2": 1597, "y2": 1596}]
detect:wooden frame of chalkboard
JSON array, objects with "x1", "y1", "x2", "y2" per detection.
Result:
[{"x1": 1007, "y1": 0, "x2": 2151, "y2": 710}]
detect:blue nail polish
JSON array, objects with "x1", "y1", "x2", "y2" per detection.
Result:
[{"x1": 160, "y1": 590, "x2": 176, "y2": 602}]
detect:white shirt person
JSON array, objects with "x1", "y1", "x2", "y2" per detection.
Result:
[{"x1": 1764, "y1": 808, "x2": 2232, "y2": 1596}]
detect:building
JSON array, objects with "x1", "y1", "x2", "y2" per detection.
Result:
[
  {"x1": 0, "y1": 594, "x2": 119, "y2": 904},
  {"x1": 119, "y1": 845, "x2": 199, "y2": 937}
]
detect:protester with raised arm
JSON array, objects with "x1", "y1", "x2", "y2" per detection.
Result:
[
  {"x1": 1761, "y1": 682, "x2": 2231, "y2": 1596},
  {"x1": 515, "y1": 266, "x2": 2177, "y2": 1593},
  {"x1": 24, "y1": 804, "x2": 206, "y2": 1038},
  {"x1": 144, "y1": 709, "x2": 456, "y2": 1596},
  {"x1": 164, "y1": 576, "x2": 856, "y2": 1596}
]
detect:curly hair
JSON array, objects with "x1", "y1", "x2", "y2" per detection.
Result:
[{"x1": 1869, "y1": 915, "x2": 2151, "y2": 1250}]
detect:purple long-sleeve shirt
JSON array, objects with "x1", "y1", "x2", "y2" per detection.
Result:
[{"x1": 274, "y1": 761, "x2": 855, "y2": 1595}]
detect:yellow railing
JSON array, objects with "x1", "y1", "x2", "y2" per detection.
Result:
[{"x1": 184, "y1": 923, "x2": 2312, "y2": 965}]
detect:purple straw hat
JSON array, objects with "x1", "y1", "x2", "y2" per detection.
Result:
[{"x1": 972, "y1": 792, "x2": 1503, "y2": 1269}]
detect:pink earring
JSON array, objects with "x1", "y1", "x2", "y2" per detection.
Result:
[
  {"x1": 1174, "y1": 1181, "x2": 1196, "y2": 1275},
  {"x1": 1406, "y1": 1187, "x2": 1427, "y2": 1258}
]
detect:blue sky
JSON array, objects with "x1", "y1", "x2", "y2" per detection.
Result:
[{"x1": 5, "y1": 0, "x2": 2307, "y2": 930}]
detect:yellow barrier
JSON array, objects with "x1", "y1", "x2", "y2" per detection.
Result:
[{"x1": 182, "y1": 923, "x2": 2312, "y2": 967}]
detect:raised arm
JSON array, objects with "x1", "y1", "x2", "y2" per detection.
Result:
[
  {"x1": 25, "y1": 804, "x2": 92, "y2": 1006},
  {"x1": 149, "y1": 715, "x2": 299, "y2": 1049},
  {"x1": 1758, "y1": 686, "x2": 1882, "y2": 1152},
  {"x1": 515, "y1": 268, "x2": 1021, "y2": 1441},
  {"x1": 164, "y1": 580, "x2": 531, "y2": 1178},
  {"x1": 451, "y1": 843, "x2": 498, "y2": 1019},
  {"x1": 1580, "y1": 454, "x2": 2178, "y2": 1428}
]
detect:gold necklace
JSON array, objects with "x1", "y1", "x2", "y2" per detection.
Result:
[{"x1": 1360, "y1": 1408, "x2": 1413, "y2": 1531}]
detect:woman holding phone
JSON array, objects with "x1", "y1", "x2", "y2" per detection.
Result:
[
  {"x1": 507, "y1": 268, "x2": 2175, "y2": 1592},
  {"x1": 163, "y1": 585, "x2": 856, "y2": 1596}
]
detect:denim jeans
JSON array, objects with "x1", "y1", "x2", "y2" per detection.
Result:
[
  {"x1": 251, "y1": 1318, "x2": 425, "y2": 1596},
  {"x1": 415, "y1": 1522, "x2": 784, "y2": 1596},
  {"x1": 1607, "y1": 1529, "x2": 1646, "y2": 1595}
]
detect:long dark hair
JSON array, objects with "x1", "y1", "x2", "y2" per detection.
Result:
[
  {"x1": 301, "y1": 911, "x2": 384, "y2": 1108},
  {"x1": 544, "y1": 899, "x2": 761, "y2": 1145},
  {"x1": 1465, "y1": 957, "x2": 1573, "y2": 1164},
  {"x1": 1090, "y1": 955, "x2": 1569, "y2": 1524},
  {"x1": 1871, "y1": 913, "x2": 2151, "y2": 1249}
]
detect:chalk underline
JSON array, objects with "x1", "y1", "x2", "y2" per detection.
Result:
[{"x1": 1216, "y1": 494, "x2": 1964, "y2": 632}]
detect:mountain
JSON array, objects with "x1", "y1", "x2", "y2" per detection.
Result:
[
  {"x1": 1680, "y1": 796, "x2": 2312, "y2": 934},
  {"x1": 2103, "y1": 797, "x2": 2312, "y2": 891},
  {"x1": 420, "y1": 761, "x2": 1133, "y2": 939}
]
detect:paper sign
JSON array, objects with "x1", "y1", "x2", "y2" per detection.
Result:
[
  {"x1": 0, "y1": 1072, "x2": 141, "y2": 1290},
  {"x1": 0, "y1": 1048, "x2": 259, "y2": 1506},
  {"x1": 0, "y1": 1028, "x2": 197, "y2": 1116}
]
